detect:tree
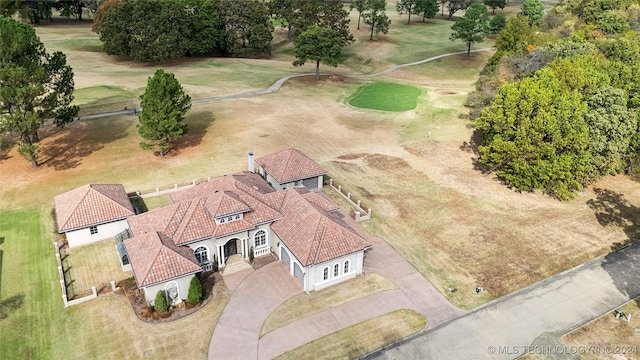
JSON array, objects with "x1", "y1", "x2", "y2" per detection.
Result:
[
  {"x1": 483, "y1": 0, "x2": 505, "y2": 15},
  {"x1": 494, "y1": 15, "x2": 536, "y2": 55},
  {"x1": 350, "y1": 0, "x2": 367, "y2": 30},
  {"x1": 596, "y1": 11, "x2": 631, "y2": 35},
  {"x1": 417, "y1": 0, "x2": 438, "y2": 22},
  {"x1": 0, "y1": 17, "x2": 78, "y2": 168},
  {"x1": 489, "y1": 13, "x2": 506, "y2": 34},
  {"x1": 520, "y1": 0, "x2": 544, "y2": 27},
  {"x1": 268, "y1": 0, "x2": 295, "y2": 38},
  {"x1": 219, "y1": 0, "x2": 273, "y2": 57},
  {"x1": 293, "y1": 25, "x2": 344, "y2": 81},
  {"x1": 584, "y1": 87, "x2": 637, "y2": 177},
  {"x1": 138, "y1": 69, "x2": 191, "y2": 157},
  {"x1": 396, "y1": 0, "x2": 420, "y2": 24},
  {"x1": 187, "y1": 276, "x2": 204, "y2": 304},
  {"x1": 290, "y1": 0, "x2": 353, "y2": 46},
  {"x1": 363, "y1": 0, "x2": 391, "y2": 40},
  {"x1": 446, "y1": 0, "x2": 472, "y2": 20},
  {"x1": 154, "y1": 290, "x2": 169, "y2": 312},
  {"x1": 475, "y1": 69, "x2": 592, "y2": 200},
  {"x1": 449, "y1": 3, "x2": 490, "y2": 56}
]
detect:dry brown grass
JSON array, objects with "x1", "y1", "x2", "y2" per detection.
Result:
[
  {"x1": 562, "y1": 300, "x2": 640, "y2": 360},
  {"x1": 50, "y1": 280, "x2": 230, "y2": 359},
  {"x1": 274, "y1": 309, "x2": 426, "y2": 360},
  {"x1": 260, "y1": 273, "x2": 395, "y2": 337},
  {"x1": 61, "y1": 239, "x2": 132, "y2": 298}
]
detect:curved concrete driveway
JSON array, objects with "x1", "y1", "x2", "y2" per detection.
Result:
[{"x1": 209, "y1": 214, "x2": 465, "y2": 359}]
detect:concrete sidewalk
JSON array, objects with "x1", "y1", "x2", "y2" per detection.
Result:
[{"x1": 365, "y1": 242, "x2": 640, "y2": 359}]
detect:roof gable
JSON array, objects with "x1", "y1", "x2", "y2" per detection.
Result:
[
  {"x1": 55, "y1": 184, "x2": 135, "y2": 232},
  {"x1": 271, "y1": 190, "x2": 369, "y2": 266},
  {"x1": 124, "y1": 232, "x2": 200, "y2": 287},
  {"x1": 255, "y1": 148, "x2": 327, "y2": 183}
]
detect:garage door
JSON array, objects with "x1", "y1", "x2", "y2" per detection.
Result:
[
  {"x1": 293, "y1": 262, "x2": 304, "y2": 284},
  {"x1": 281, "y1": 248, "x2": 290, "y2": 267},
  {"x1": 303, "y1": 177, "x2": 318, "y2": 190}
]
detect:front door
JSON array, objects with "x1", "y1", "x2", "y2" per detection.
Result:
[{"x1": 224, "y1": 239, "x2": 237, "y2": 258}]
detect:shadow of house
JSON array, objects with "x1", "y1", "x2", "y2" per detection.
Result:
[{"x1": 587, "y1": 188, "x2": 640, "y2": 306}]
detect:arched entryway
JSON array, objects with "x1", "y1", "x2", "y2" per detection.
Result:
[{"x1": 223, "y1": 238, "x2": 239, "y2": 259}]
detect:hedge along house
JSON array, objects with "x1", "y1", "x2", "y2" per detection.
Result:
[
  {"x1": 54, "y1": 184, "x2": 135, "y2": 248},
  {"x1": 254, "y1": 148, "x2": 327, "y2": 191}
]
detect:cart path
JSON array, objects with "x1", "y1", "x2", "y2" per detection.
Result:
[{"x1": 75, "y1": 48, "x2": 493, "y2": 121}]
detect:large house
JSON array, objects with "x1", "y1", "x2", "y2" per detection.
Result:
[{"x1": 54, "y1": 149, "x2": 371, "y2": 306}]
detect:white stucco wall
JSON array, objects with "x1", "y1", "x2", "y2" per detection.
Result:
[
  {"x1": 65, "y1": 219, "x2": 130, "y2": 248},
  {"x1": 143, "y1": 274, "x2": 195, "y2": 305}
]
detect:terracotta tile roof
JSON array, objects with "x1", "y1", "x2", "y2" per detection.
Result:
[
  {"x1": 124, "y1": 231, "x2": 201, "y2": 287},
  {"x1": 299, "y1": 190, "x2": 339, "y2": 212},
  {"x1": 271, "y1": 189, "x2": 370, "y2": 266},
  {"x1": 54, "y1": 184, "x2": 135, "y2": 232},
  {"x1": 255, "y1": 148, "x2": 327, "y2": 183},
  {"x1": 204, "y1": 191, "x2": 250, "y2": 218}
]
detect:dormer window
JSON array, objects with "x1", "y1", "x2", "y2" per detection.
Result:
[{"x1": 216, "y1": 212, "x2": 243, "y2": 225}]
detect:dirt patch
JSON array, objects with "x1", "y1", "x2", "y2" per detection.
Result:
[
  {"x1": 363, "y1": 153, "x2": 411, "y2": 171},
  {"x1": 435, "y1": 90, "x2": 466, "y2": 95},
  {"x1": 337, "y1": 153, "x2": 369, "y2": 160},
  {"x1": 291, "y1": 74, "x2": 354, "y2": 85}
]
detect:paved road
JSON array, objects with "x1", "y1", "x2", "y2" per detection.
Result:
[
  {"x1": 72, "y1": 48, "x2": 494, "y2": 122},
  {"x1": 364, "y1": 242, "x2": 640, "y2": 359}
]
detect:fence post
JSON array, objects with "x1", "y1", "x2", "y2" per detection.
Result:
[
  {"x1": 155, "y1": 187, "x2": 159, "y2": 194},
  {"x1": 368, "y1": 208, "x2": 372, "y2": 216},
  {"x1": 174, "y1": 184, "x2": 178, "y2": 191},
  {"x1": 192, "y1": 179, "x2": 196, "y2": 186},
  {"x1": 91, "y1": 286, "x2": 97, "y2": 297},
  {"x1": 136, "y1": 190, "x2": 141, "y2": 196},
  {"x1": 329, "y1": 178, "x2": 333, "y2": 187},
  {"x1": 111, "y1": 280, "x2": 117, "y2": 292},
  {"x1": 357, "y1": 200, "x2": 361, "y2": 208},
  {"x1": 338, "y1": 185, "x2": 342, "y2": 193},
  {"x1": 355, "y1": 211, "x2": 361, "y2": 222},
  {"x1": 347, "y1": 192, "x2": 351, "y2": 200},
  {"x1": 62, "y1": 293, "x2": 68, "y2": 308},
  {"x1": 208, "y1": 177, "x2": 211, "y2": 182}
]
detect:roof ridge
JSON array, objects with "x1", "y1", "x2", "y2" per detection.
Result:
[
  {"x1": 60, "y1": 185, "x2": 91, "y2": 230},
  {"x1": 91, "y1": 184, "x2": 134, "y2": 216},
  {"x1": 311, "y1": 224, "x2": 326, "y2": 265},
  {"x1": 171, "y1": 199, "x2": 201, "y2": 245},
  {"x1": 140, "y1": 233, "x2": 164, "y2": 286}
]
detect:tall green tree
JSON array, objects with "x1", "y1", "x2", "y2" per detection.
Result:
[
  {"x1": 475, "y1": 69, "x2": 592, "y2": 200},
  {"x1": 449, "y1": 2, "x2": 490, "y2": 56},
  {"x1": 417, "y1": 0, "x2": 438, "y2": 21},
  {"x1": 363, "y1": 0, "x2": 391, "y2": 40},
  {"x1": 268, "y1": 0, "x2": 295, "y2": 38},
  {"x1": 292, "y1": 25, "x2": 344, "y2": 81},
  {"x1": 483, "y1": 0, "x2": 505, "y2": 15},
  {"x1": 350, "y1": 0, "x2": 367, "y2": 30},
  {"x1": 290, "y1": 0, "x2": 354, "y2": 46},
  {"x1": 0, "y1": 17, "x2": 78, "y2": 168},
  {"x1": 446, "y1": 0, "x2": 473, "y2": 20},
  {"x1": 584, "y1": 87, "x2": 637, "y2": 177},
  {"x1": 520, "y1": 0, "x2": 544, "y2": 27},
  {"x1": 138, "y1": 69, "x2": 191, "y2": 157},
  {"x1": 396, "y1": 0, "x2": 420, "y2": 24},
  {"x1": 219, "y1": 0, "x2": 273, "y2": 57}
]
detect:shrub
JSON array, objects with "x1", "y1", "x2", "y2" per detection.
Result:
[
  {"x1": 187, "y1": 276, "x2": 203, "y2": 305},
  {"x1": 154, "y1": 290, "x2": 169, "y2": 312}
]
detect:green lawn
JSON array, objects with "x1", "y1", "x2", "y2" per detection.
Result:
[
  {"x1": 348, "y1": 82, "x2": 422, "y2": 112},
  {"x1": 0, "y1": 208, "x2": 61, "y2": 358}
]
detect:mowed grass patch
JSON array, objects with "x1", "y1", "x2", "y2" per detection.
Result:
[
  {"x1": 560, "y1": 300, "x2": 640, "y2": 360},
  {"x1": 260, "y1": 273, "x2": 395, "y2": 337},
  {"x1": 73, "y1": 85, "x2": 139, "y2": 116},
  {"x1": 0, "y1": 208, "x2": 61, "y2": 358},
  {"x1": 348, "y1": 82, "x2": 422, "y2": 112},
  {"x1": 61, "y1": 239, "x2": 132, "y2": 298},
  {"x1": 274, "y1": 309, "x2": 426, "y2": 360}
]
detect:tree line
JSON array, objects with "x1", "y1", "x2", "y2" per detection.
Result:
[{"x1": 469, "y1": 0, "x2": 640, "y2": 200}]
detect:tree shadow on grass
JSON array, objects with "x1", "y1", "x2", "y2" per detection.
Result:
[
  {"x1": 586, "y1": 188, "x2": 640, "y2": 251},
  {"x1": 169, "y1": 111, "x2": 215, "y2": 156},
  {"x1": 587, "y1": 188, "x2": 640, "y2": 307},
  {"x1": 38, "y1": 118, "x2": 130, "y2": 170},
  {"x1": 461, "y1": 129, "x2": 489, "y2": 173},
  {"x1": 0, "y1": 294, "x2": 24, "y2": 321}
]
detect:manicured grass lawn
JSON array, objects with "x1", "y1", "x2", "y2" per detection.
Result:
[
  {"x1": 274, "y1": 309, "x2": 426, "y2": 360},
  {"x1": 348, "y1": 82, "x2": 422, "y2": 112},
  {"x1": 260, "y1": 273, "x2": 395, "y2": 337},
  {"x1": 0, "y1": 208, "x2": 61, "y2": 358}
]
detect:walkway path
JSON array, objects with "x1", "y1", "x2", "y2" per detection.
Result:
[
  {"x1": 208, "y1": 212, "x2": 465, "y2": 360},
  {"x1": 364, "y1": 241, "x2": 640, "y2": 359},
  {"x1": 74, "y1": 48, "x2": 493, "y2": 122}
]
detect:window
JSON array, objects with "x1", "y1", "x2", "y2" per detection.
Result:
[
  {"x1": 220, "y1": 218, "x2": 225, "y2": 223},
  {"x1": 333, "y1": 263, "x2": 339, "y2": 277},
  {"x1": 323, "y1": 267, "x2": 329, "y2": 281},
  {"x1": 344, "y1": 260, "x2": 350, "y2": 274},
  {"x1": 254, "y1": 230, "x2": 266, "y2": 247},
  {"x1": 90, "y1": 226, "x2": 98, "y2": 235},
  {"x1": 228, "y1": 216, "x2": 233, "y2": 222},
  {"x1": 235, "y1": 214, "x2": 240, "y2": 220},
  {"x1": 194, "y1": 246, "x2": 209, "y2": 265}
]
